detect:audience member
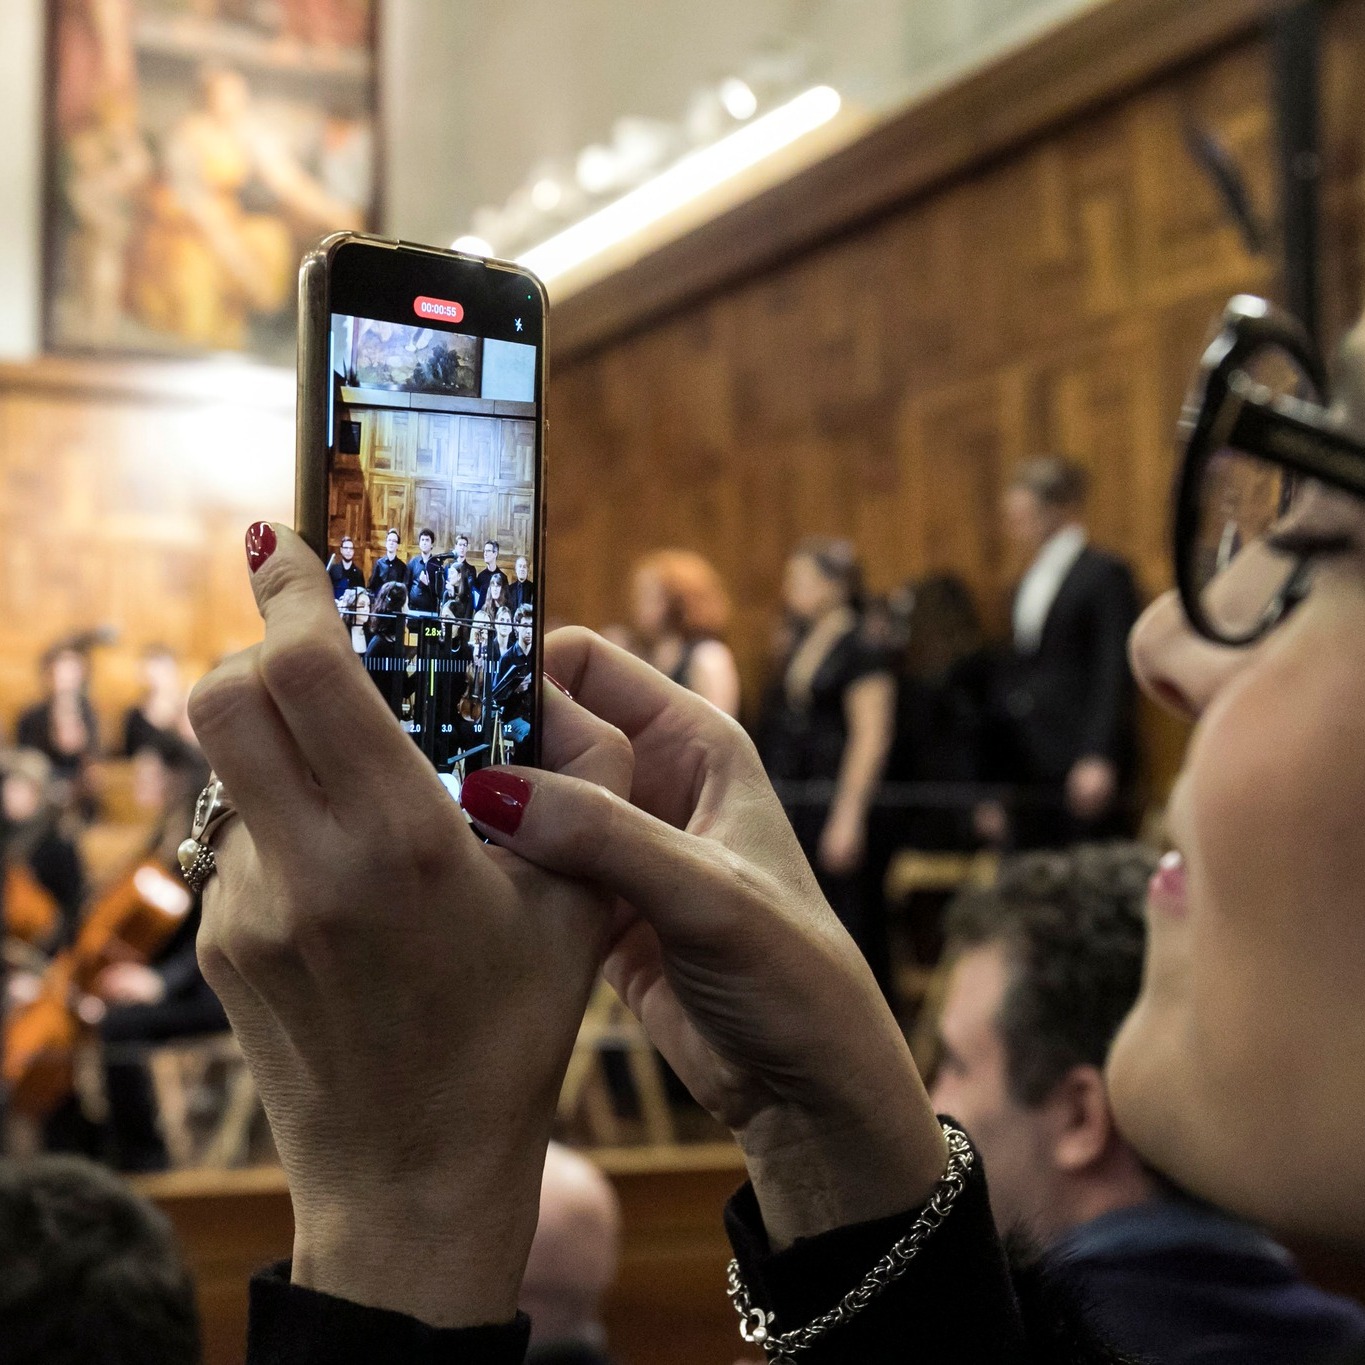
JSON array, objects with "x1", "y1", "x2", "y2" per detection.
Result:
[
  {"x1": 492, "y1": 607, "x2": 535, "y2": 751},
  {"x1": 339, "y1": 588, "x2": 371, "y2": 654},
  {"x1": 520, "y1": 1143, "x2": 620, "y2": 1365},
  {"x1": 757, "y1": 537, "x2": 895, "y2": 993},
  {"x1": 121, "y1": 644, "x2": 202, "y2": 772},
  {"x1": 445, "y1": 534, "x2": 480, "y2": 604},
  {"x1": 493, "y1": 604, "x2": 515, "y2": 658},
  {"x1": 629, "y1": 549, "x2": 740, "y2": 717},
  {"x1": 326, "y1": 536, "x2": 364, "y2": 599},
  {"x1": 0, "y1": 1154, "x2": 200, "y2": 1364},
  {"x1": 364, "y1": 581, "x2": 409, "y2": 717},
  {"x1": 931, "y1": 844, "x2": 1365, "y2": 1365},
  {"x1": 367, "y1": 528, "x2": 407, "y2": 595},
  {"x1": 507, "y1": 555, "x2": 536, "y2": 614},
  {"x1": 1, "y1": 747, "x2": 84, "y2": 952},
  {"x1": 16, "y1": 642, "x2": 100, "y2": 787},
  {"x1": 406, "y1": 529, "x2": 442, "y2": 614},
  {"x1": 883, "y1": 573, "x2": 994, "y2": 850},
  {"x1": 475, "y1": 539, "x2": 503, "y2": 605},
  {"x1": 996, "y1": 457, "x2": 1140, "y2": 847},
  {"x1": 483, "y1": 571, "x2": 510, "y2": 618}
]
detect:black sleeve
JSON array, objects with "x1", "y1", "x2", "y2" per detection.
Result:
[
  {"x1": 1077, "y1": 560, "x2": 1140, "y2": 764},
  {"x1": 248, "y1": 1262, "x2": 531, "y2": 1365},
  {"x1": 723, "y1": 1140, "x2": 1030, "y2": 1363}
]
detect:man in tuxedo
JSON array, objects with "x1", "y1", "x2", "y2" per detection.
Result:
[
  {"x1": 445, "y1": 533, "x2": 479, "y2": 605},
  {"x1": 507, "y1": 555, "x2": 536, "y2": 613},
  {"x1": 327, "y1": 537, "x2": 365, "y2": 599},
  {"x1": 367, "y1": 529, "x2": 407, "y2": 595},
  {"x1": 406, "y1": 529, "x2": 442, "y2": 614},
  {"x1": 995, "y1": 456, "x2": 1139, "y2": 847},
  {"x1": 474, "y1": 539, "x2": 502, "y2": 607},
  {"x1": 492, "y1": 607, "x2": 534, "y2": 750}
]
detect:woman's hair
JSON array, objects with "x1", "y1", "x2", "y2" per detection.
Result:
[
  {"x1": 634, "y1": 549, "x2": 732, "y2": 640},
  {"x1": 902, "y1": 574, "x2": 985, "y2": 678},
  {"x1": 944, "y1": 844, "x2": 1154, "y2": 1106},
  {"x1": 485, "y1": 571, "x2": 508, "y2": 599},
  {"x1": 370, "y1": 582, "x2": 407, "y2": 639},
  {"x1": 792, "y1": 537, "x2": 862, "y2": 609},
  {"x1": 339, "y1": 587, "x2": 359, "y2": 629}
]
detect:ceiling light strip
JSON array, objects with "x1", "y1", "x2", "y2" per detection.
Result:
[{"x1": 517, "y1": 85, "x2": 841, "y2": 284}]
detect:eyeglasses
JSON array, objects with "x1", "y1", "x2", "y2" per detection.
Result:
[{"x1": 1176, "y1": 295, "x2": 1365, "y2": 646}]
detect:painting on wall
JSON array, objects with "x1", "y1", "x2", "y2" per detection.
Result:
[{"x1": 43, "y1": 0, "x2": 378, "y2": 364}]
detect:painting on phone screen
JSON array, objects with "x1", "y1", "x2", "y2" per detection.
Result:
[{"x1": 327, "y1": 313, "x2": 539, "y2": 799}]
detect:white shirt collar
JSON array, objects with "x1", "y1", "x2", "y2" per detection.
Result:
[{"x1": 1012, "y1": 524, "x2": 1088, "y2": 653}]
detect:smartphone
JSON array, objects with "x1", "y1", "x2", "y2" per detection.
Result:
[{"x1": 297, "y1": 233, "x2": 547, "y2": 797}]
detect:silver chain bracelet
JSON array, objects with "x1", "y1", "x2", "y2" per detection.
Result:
[{"x1": 727, "y1": 1122, "x2": 975, "y2": 1362}]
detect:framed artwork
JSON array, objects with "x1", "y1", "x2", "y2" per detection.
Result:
[{"x1": 43, "y1": 0, "x2": 379, "y2": 364}]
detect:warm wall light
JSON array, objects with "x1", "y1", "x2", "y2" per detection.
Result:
[
  {"x1": 518, "y1": 85, "x2": 841, "y2": 284},
  {"x1": 719, "y1": 77, "x2": 758, "y2": 121},
  {"x1": 452, "y1": 234, "x2": 496, "y2": 256},
  {"x1": 530, "y1": 177, "x2": 563, "y2": 212}
]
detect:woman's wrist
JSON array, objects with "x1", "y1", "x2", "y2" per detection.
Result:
[
  {"x1": 736, "y1": 1086, "x2": 948, "y2": 1251},
  {"x1": 289, "y1": 1159, "x2": 542, "y2": 1328}
]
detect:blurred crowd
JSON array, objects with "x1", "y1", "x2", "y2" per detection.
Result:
[
  {"x1": 1, "y1": 639, "x2": 224, "y2": 1172},
  {"x1": 616, "y1": 455, "x2": 1142, "y2": 995}
]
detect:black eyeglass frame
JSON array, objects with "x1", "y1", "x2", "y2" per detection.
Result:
[{"x1": 1176, "y1": 294, "x2": 1365, "y2": 646}]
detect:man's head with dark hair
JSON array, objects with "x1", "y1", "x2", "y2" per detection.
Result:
[
  {"x1": 930, "y1": 844, "x2": 1159, "y2": 1242},
  {"x1": 1003, "y1": 455, "x2": 1091, "y2": 560},
  {"x1": 0, "y1": 1155, "x2": 200, "y2": 1364}
]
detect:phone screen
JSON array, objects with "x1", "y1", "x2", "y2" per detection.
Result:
[{"x1": 322, "y1": 240, "x2": 545, "y2": 798}]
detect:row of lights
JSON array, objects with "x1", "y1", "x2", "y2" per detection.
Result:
[{"x1": 452, "y1": 76, "x2": 841, "y2": 286}]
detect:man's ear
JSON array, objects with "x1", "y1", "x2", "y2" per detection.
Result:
[{"x1": 1043, "y1": 1064, "x2": 1115, "y2": 1174}]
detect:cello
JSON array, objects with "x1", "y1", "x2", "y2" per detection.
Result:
[
  {"x1": 458, "y1": 616, "x2": 492, "y2": 731},
  {"x1": 3, "y1": 861, "x2": 192, "y2": 1119}
]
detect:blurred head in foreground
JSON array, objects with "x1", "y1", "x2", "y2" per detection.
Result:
[
  {"x1": 520, "y1": 1142, "x2": 621, "y2": 1358},
  {"x1": 0, "y1": 1155, "x2": 199, "y2": 1364}
]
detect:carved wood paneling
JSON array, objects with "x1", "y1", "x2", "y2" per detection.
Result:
[
  {"x1": 546, "y1": 26, "x2": 1364, "y2": 797},
  {"x1": 0, "y1": 365, "x2": 293, "y2": 733}
]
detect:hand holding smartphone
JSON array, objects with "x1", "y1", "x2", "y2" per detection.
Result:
[{"x1": 296, "y1": 233, "x2": 547, "y2": 797}]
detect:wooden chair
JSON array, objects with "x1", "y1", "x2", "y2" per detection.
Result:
[
  {"x1": 884, "y1": 849, "x2": 999, "y2": 1009},
  {"x1": 558, "y1": 981, "x2": 676, "y2": 1148},
  {"x1": 136, "y1": 1033, "x2": 265, "y2": 1169}
]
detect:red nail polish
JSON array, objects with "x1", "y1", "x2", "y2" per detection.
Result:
[
  {"x1": 461, "y1": 769, "x2": 533, "y2": 835},
  {"x1": 544, "y1": 672, "x2": 573, "y2": 699},
  {"x1": 246, "y1": 522, "x2": 277, "y2": 573}
]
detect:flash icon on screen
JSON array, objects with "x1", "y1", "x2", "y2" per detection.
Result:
[{"x1": 514, "y1": 318, "x2": 523, "y2": 332}]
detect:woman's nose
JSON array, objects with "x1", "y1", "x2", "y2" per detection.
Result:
[{"x1": 1129, "y1": 589, "x2": 1250, "y2": 720}]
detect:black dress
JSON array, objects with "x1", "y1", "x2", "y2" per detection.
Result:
[
  {"x1": 757, "y1": 627, "x2": 892, "y2": 991},
  {"x1": 363, "y1": 633, "x2": 409, "y2": 720}
]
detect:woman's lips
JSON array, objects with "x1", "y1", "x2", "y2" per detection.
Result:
[{"x1": 1148, "y1": 850, "x2": 1189, "y2": 918}]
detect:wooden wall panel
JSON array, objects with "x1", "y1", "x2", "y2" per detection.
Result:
[
  {"x1": 545, "y1": 23, "x2": 1364, "y2": 792},
  {"x1": 0, "y1": 363, "x2": 293, "y2": 735}
]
